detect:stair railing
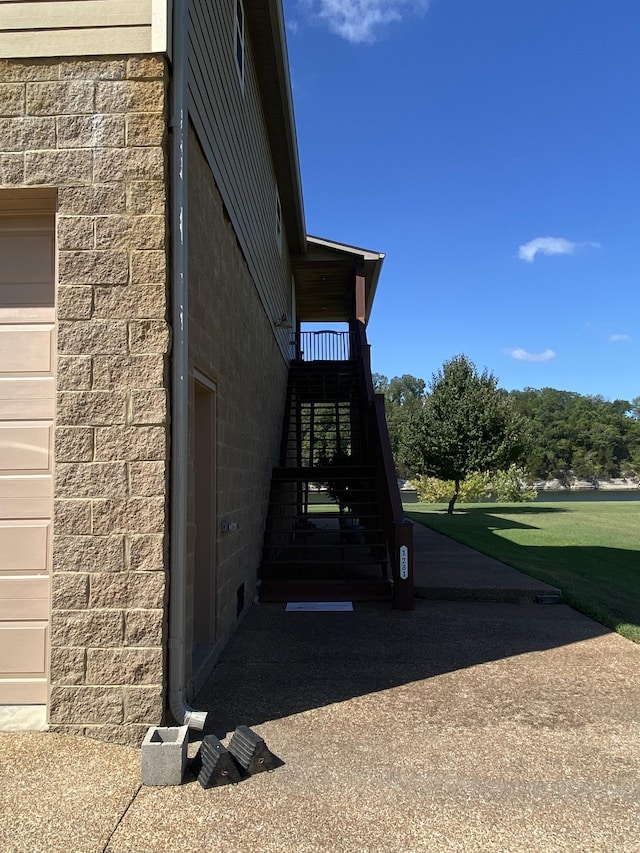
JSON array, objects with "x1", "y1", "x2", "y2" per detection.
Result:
[
  {"x1": 354, "y1": 323, "x2": 414, "y2": 610},
  {"x1": 291, "y1": 330, "x2": 356, "y2": 362}
]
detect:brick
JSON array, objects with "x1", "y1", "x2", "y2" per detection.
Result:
[
  {"x1": 25, "y1": 149, "x2": 92, "y2": 185},
  {"x1": 49, "y1": 686, "x2": 123, "y2": 725},
  {"x1": 95, "y1": 426, "x2": 166, "y2": 461},
  {"x1": 51, "y1": 610, "x2": 124, "y2": 647},
  {"x1": 52, "y1": 573, "x2": 89, "y2": 609},
  {"x1": 27, "y1": 81, "x2": 94, "y2": 115},
  {"x1": 54, "y1": 500, "x2": 92, "y2": 535},
  {"x1": 56, "y1": 462, "x2": 127, "y2": 499},
  {"x1": 95, "y1": 215, "x2": 165, "y2": 250},
  {"x1": 58, "y1": 320, "x2": 128, "y2": 355},
  {"x1": 129, "y1": 320, "x2": 170, "y2": 354},
  {"x1": 55, "y1": 427, "x2": 94, "y2": 462},
  {"x1": 96, "y1": 80, "x2": 164, "y2": 114},
  {"x1": 92, "y1": 498, "x2": 165, "y2": 535},
  {"x1": 55, "y1": 357, "x2": 92, "y2": 392},
  {"x1": 128, "y1": 535, "x2": 165, "y2": 571},
  {"x1": 57, "y1": 287, "x2": 94, "y2": 321},
  {"x1": 58, "y1": 250, "x2": 128, "y2": 286},
  {"x1": 124, "y1": 609, "x2": 164, "y2": 647},
  {"x1": 53, "y1": 535, "x2": 125, "y2": 573},
  {"x1": 49, "y1": 647, "x2": 86, "y2": 685},
  {"x1": 57, "y1": 391, "x2": 127, "y2": 426},
  {"x1": 92, "y1": 355, "x2": 165, "y2": 390},
  {"x1": 93, "y1": 147, "x2": 164, "y2": 183},
  {"x1": 0, "y1": 59, "x2": 58, "y2": 82},
  {"x1": 56, "y1": 114, "x2": 124, "y2": 149},
  {"x1": 0, "y1": 153, "x2": 24, "y2": 183},
  {"x1": 87, "y1": 648, "x2": 162, "y2": 685},
  {"x1": 123, "y1": 686, "x2": 163, "y2": 723},
  {"x1": 129, "y1": 461, "x2": 166, "y2": 498},
  {"x1": 0, "y1": 116, "x2": 55, "y2": 151},
  {"x1": 126, "y1": 114, "x2": 165, "y2": 147},
  {"x1": 90, "y1": 572, "x2": 165, "y2": 609},
  {"x1": 59, "y1": 59, "x2": 126, "y2": 80},
  {"x1": 126, "y1": 57, "x2": 165, "y2": 80},
  {"x1": 0, "y1": 83, "x2": 25, "y2": 116},
  {"x1": 58, "y1": 184, "x2": 125, "y2": 216},
  {"x1": 93, "y1": 285, "x2": 166, "y2": 319},
  {"x1": 130, "y1": 250, "x2": 166, "y2": 284},
  {"x1": 57, "y1": 217, "x2": 95, "y2": 251},
  {"x1": 131, "y1": 390, "x2": 168, "y2": 425}
]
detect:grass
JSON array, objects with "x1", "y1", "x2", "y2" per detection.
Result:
[{"x1": 404, "y1": 500, "x2": 640, "y2": 643}]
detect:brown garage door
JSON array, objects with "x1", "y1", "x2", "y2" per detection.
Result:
[{"x1": 0, "y1": 213, "x2": 55, "y2": 704}]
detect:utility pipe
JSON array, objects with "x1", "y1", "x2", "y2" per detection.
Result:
[{"x1": 167, "y1": 0, "x2": 207, "y2": 731}]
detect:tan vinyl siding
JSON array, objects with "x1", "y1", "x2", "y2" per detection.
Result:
[
  {"x1": 188, "y1": 0, "x2": 293, "y2": 357},
  {"x1": 0, "y1": 0, "x2": 169, "y2": 58}
]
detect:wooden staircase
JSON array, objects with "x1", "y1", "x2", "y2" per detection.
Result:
[{"x1": 258, "y1": 360, "x2": 393, "y2": 602}]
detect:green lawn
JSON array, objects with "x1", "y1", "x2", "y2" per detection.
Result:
[{"x1": 404, "y1": 501, "x2": 640, "y2": 643}]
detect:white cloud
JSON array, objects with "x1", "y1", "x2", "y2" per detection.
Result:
[
  {"x1": 505, "y1": 347, "x2": 556, "y2": 363},
  {"x1": 298, "y1": 0, "x2": 430, "y2": 44},
  {"x1": 517, "y1": 236, "x2": 600, "y2": 263},
  {"x1": 609, "y1": 333, "x2": 631, "y2": 343}
]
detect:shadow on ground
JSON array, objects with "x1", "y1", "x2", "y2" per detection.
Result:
[{"x1": 195, "y1": 597, "x2": 610, "y2": 739}]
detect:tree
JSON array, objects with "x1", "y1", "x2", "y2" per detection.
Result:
[
  {"x1": 405, "y1": 355, "x2": 527, "y2": 513},
  {"x1": 374, "y1": 373, "x2": 426, "y2": 478}
]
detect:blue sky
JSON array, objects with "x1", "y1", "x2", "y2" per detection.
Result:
[{"x1": 283, "y1": 0, "x2": 640, "y2": 403}]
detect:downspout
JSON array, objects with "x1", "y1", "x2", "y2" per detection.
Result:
[{"x1": 168, "y1": 0, "x2": 207, "y2": 731}]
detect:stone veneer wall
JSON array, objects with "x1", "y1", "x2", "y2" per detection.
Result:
[
  {"x1": 186, "y1": 127, "x2": 289, "y2": 695},
  {"x1": 0, "y1": 55, "x2": 170, "y2": 745}
]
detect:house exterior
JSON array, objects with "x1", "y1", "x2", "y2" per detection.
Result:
[{"x1": 0, "y1": 0, "x2": 410, "y2": 745}]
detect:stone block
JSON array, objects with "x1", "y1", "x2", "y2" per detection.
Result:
[
  {"x1": 58, "y1": 319, "x2": 128, "y2": 355},
  {"x1": 0, "y1": 153, "x2": 24, "y2": 183},
  {"x1": 56, "y1": 461, "x2": 127, "y2": 499},
  {"x1": 59, "y1": 59, "x2": 126, "y2": 80},
  {"x1": 0, "y1": 116, "x2": 56, "y2": 151},
  {"x1": 130, "y1": 390, "x2": 168, "y2": 425},
  {"x1": 123, "y1": 685, "x2": 163, "y2": 723},
  {"x1": 49, "y1": 647, "x2": 86, "y2": 685},
  {"x1": 25, "y1": 149, "x2": 93, "y2": 185},
  {"x1": 126, "y1": 114, "x2": 165, "y2": 148},
  {"x1": 53, "y1": 535, "x2": 125, "y2": 573},
  {"x1": 49, "y1": 686, "x2": 124, "y2": 725},
  {"x1": 56, "y1": 114, "x2": 125, "y2": 149},
  {"x1": 95, "y1": 215, "x2": 165, "y2": 250},
  {"x1": 92, "y1": 498, "x2": 165, "y2": 535},
  {"x1": 56, "y1": 287, "x2": 94, "y2": 320},
  {"x1": 95, "y1": 426, "x2": 166, "y2": 462},
  {"x1": 92, "y1": 355, "x2": 165, "y2": 390},
  {"x1": 128, "y1": 320, "x2": 170, "y2": 354},
  {"x1": 51, "y1": 573, "x2": 89, "y2": 610},
  {"x1": 141, "y1": 726, "x2": 188, "y2": 786},
  {"x1": 124, "y1": 609, "x2": 164, "y2": 647},
  {"x1": 57, "y1": 391, "x2": 127, "y2": 426},
  {"x1": 27, "y1": 80, "x2": 94, "y2": 115},
  {"x1": 130, "y1": 250, "x2": 166, "y2": 284},
  {"x1": 58, "y1": 249, "x2": 129, "y2": 285},
  {"x1": 128, "y1": 535, "x2": 166, "y2": 571},
  {"x1": 93, "y1": 285, "x2": 166, "y2": 319},
  {"x1": 55, "y1": 427, "x2": 94, "y2": 462},
  {"x1": 129, "y1": 461, "x2": 166, "y2": 497},
  {"x1": 54, "y1": 500, "x2": 92, "y2": 535},
  {"x1": 0, "y1": 83, "x2": 25, "y2": 116},
  {"x1": 57, "y1": 218, "x2": 95, "y2": 251},
  {"x1": 93, "y1": 147, "x2": 164, "y2": 183},
  {"x1": 86, "y1": 647, "x2": 163, "y2": 685},
  {"x1": 56, "y1": 357, "x2": 92, "y2": 391},
  {"x1": 51, "y1": 610, "x2": 124, "y2": 648},
  {"x1": 96, "y1": 80, "x2": 164, "y2": 114},
  {"x1": 58, "y1": 184, "x2": 126, "y2": 216},
  {"x1": 0, "y1": 59, "x2": 58, "y2": 82},
  {"x1": 90, "y1": 571, "x2": 165, "y2": 609},
  {"x1": 126, "y1": 57, "x2": 165, "y2": 80}
]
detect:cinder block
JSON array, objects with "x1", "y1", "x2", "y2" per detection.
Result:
[{"x1": 141, "y1": 725, "x2": 188, "y2": 786}]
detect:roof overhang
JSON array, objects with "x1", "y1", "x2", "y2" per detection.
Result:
[
  {"x1": 293, "y1": 235, "x2": 385, "y2": 324},
  {"x1": 245, "y1": 0, "x2": 307, "y2": 255}
]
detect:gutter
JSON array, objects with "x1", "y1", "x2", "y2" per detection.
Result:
[{"x1": 167, "y1": 0, "x2": 207, "y2": 731}]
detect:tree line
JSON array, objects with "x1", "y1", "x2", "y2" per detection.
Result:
[{"x1": 374, "y1": 359, "x2": 640, "y2": 491}]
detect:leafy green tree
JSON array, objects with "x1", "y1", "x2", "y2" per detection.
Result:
[
  {"x1": 405, "y1": 355, "x2": 527, "y2": 513},
  {"x1": 374, "y1": 372, "x2": 426, "y2": 478}
]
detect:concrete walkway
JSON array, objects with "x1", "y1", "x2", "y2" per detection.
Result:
[{"x1": 1, "y1": 526, "x2": 639, "y2": 853}]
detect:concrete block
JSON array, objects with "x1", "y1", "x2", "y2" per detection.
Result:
[{"x1": 141, "y1": 725, "x2": 188, "y2": 786}]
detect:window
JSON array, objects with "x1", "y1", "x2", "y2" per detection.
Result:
[{"x1": 234, "y1": 0, "x2": 245, "y2": 86}]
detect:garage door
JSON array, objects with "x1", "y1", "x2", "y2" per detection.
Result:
[{"x1": 0, "y1": 215, "x2": 55, "y2": 704}]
